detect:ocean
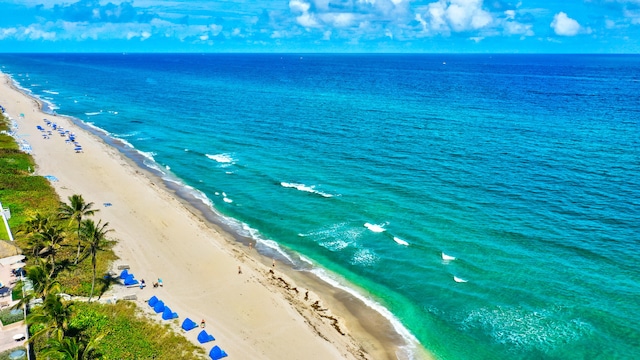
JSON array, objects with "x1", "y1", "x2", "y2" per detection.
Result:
[{"x1": 1, "y1": 53, "x2": 638, "y2": 359}]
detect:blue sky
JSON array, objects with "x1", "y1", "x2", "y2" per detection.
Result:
[{"x1": 1, "y1": 0, "x2": 639, "y2": 53}]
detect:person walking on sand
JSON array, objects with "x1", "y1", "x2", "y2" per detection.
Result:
[{"x1": 238, "y1": 266, "x2": 242, "y2": 274}]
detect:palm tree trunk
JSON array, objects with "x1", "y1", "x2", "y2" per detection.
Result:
[
  {"x1": 75, "y1": 223, "x2": 82, "y2": 264},
  {"x1": 50, "y1": 254, "x2": 56, "y2": 277},
  {"x1": 89, "y1": 254, "x2": 96, "y2": 302},
  {"x1": 75, "y1": 240, "x2": 81, "y2": 264}
]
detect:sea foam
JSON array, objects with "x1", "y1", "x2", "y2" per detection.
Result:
[
  {"x1": 206, "y1": 153, "x2": 236, "y2": 165},
  {"x1": 280, "y1": 182, "x2": 333, "y2": 198},
  {"x1": 364, "y1": 222, "x2": 386, "y2": 233}
]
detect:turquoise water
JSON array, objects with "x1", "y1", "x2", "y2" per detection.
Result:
[{"x1": 1, "y1": 54, "x2": 639, "y2": 359}]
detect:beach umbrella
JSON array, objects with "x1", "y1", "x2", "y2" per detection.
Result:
[{"x1": 10, "y1": 262, "x2": 26, "y2": 269}]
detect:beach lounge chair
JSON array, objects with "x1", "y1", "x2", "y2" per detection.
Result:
[
  {"x1": 197, "y1": 330, "x2": 215, "y2": 344},
  {"x1": 209, "y1": 346, "x2": 228, "y2": 360},
  {"x1": 162, "y1": 306, "x2": 178, "y2": 320},
  {"x1": 181, "y1": 318, "x2": 198, "y2": 331},
  {"x1": 123, "y1": 274, "x2": 139, "y2": 287},
  {"x1": 153, "y1": 300, "x2": 165, "y2": 313},
  {"x1": 148, "y1": 295, "x2": 159, "y2": 307}
]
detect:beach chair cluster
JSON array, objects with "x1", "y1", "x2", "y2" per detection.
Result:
[
  {"x1": 41, "y1": 118, "x2": 83, "y2": 152},
  {"x1": 147, "y1": 295, "x2": 179, "y2": 320},
  {"x1": 119, "y1": 269, "x2": 140, "y2": 287},
  {"x1": 147, "y1": 296, "x2": 228, "y2": 359}
]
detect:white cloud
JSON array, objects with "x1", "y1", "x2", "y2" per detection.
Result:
[
  {"x1": 296, "y1": 12, "x2": 319, "y2": 28},
  {"x1": 504, "y1": 10, "x2": 515, "y2": 20},
  {"x1": 503, "y1": 19, "x2": 533, "y2": 36},
  {"x1": 289, "y1": 0, "x2": 311, "y2": 14},
  {"x1": 290, "y1": 0, "x2": 321, "y2": 28},
  {"x1": 623, "y1": 9, "x2": 640, "y2": 24},
  {"x1": 385, "y1": 28, "x2": 393, "y2": 39},
  {"x1": 422, "y1": 0, "x2": 493, "y2": 34},
  {"x1": 0, "y1": 28, "x2": 18, "y2": 40},
  {"x1": 319, "y1": 13, "x2": 355, "y2": 28},
  {"x1": 551, "y1": 12, "x2": 580, "y2": 36},
  {"x1": 605, "y1": 19, "x2": 616, "y2": 29},
  {"x1": 415, "y1": 13, "x2": 428, "y2": 32}
]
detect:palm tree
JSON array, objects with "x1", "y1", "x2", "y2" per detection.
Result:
[
  {"x1": 27, "y1": 259, "x2": 61, "y2": 300},
  {"x1": 22, "y1": 213, "x2": 53, "y2": 259},
  {"x1": 59, "y1": 195, "x2": 99, "y2": 265},
  {"x1": 80, "y1": 219, "x2": 112, "y2": 302},
  {"x1": 41, "y1": 332, "x2": 105, "y2": 360},
  {"x1": 27, "y1": 293, "x2": 72, "y2": 342},
  {"x1": 21, "y1": 212, "x2": 52, "y2": 234},
  {"x1": 13, "y1": 259, "x2": 61, "y2": 310},
  {"x1": 34, "y1": 224, "x2": 65, "y2": 277}
]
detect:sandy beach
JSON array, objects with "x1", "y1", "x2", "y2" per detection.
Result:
[{"x1": 0, "y1": 73, "x2": 428, "y2": 359}]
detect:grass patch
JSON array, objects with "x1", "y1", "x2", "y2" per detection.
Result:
[
  {"x1": 56, "y1": 240, "x2": 119, "y2": 296},
  {"x1": 12, "y1": 286, "x2": 22, "y2": 301},
  {"x1": 0, "y1": 308, "x2": 24, "y2": 326},
  {"x1": 66, "y1": 302, "x2": 206, "y2": 360}
]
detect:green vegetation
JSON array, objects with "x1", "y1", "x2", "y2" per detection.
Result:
[
  {"x1": 0, "y1": 112, "x2": 205, "y2": 359},
  {"x1": 68, "y1": 302, "x2": 204, "y2": 359},
  {"x1": 0, "y1": 307, "x2": 24, "y2": 326}
]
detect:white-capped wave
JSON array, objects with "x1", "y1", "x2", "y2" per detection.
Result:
[
  {"x1": 280, "y1": 182, "x2": 333, "y2": 198},
  {"x1": 248, "y1": 234, "x2": 295, "y2": 264},
  {"x1": 223, "y1": 197, "x2": 233, "y2": 203},
  {"x1": 302, "y1": 222, "x2": 364, "y2": 251},
  {"x1": 298, "y1": 255, "x2": 314, "y2": 266},
  {"x1": 85, "y1": 111, "x2": 102, "y2": 116},
  {"x1": 139, "y1": 151, "x2": 157, "y2": 163},
  {"x1": 442, "y1": 252, "x2": 456, "y2": 261},
  {"x1": 42, "y1": 90, "x2": 59, "y2": 95},
  {"x1": 453, "y1": 276, "x2": 468, "y2": 283},
  {"x1": 364, "y1": 222, "x2": 386, "y2": 233},
  {"x1": 206, "y1": 153, "x2": 236, "y2": 165},
  {"x1": 393, "y1": 237, "x2": 409, "y2": 246}
]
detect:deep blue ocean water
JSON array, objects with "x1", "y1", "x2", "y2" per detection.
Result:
[{"x1": 1, "y1": 53, "x2": 639, "y2": 359}]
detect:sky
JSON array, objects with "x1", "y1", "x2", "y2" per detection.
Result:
[{"x1": 0, "y1": 0, "x2": 639, "y2": 53}]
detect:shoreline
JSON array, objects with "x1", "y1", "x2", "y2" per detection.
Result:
[{"x1": 0, "y1": 72, "x2": 432, "y2": 360}]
